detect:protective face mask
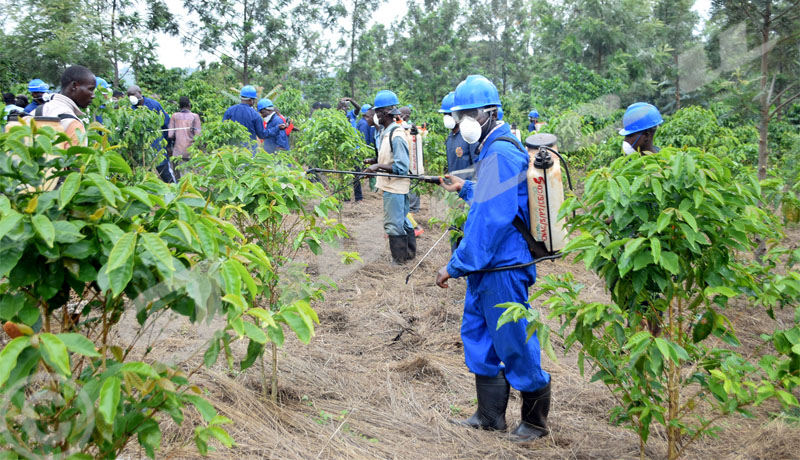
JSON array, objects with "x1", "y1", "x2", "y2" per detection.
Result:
[
  {"x1": 459, "y1": 116, "x2": 485, "y2": 144},
  {"x1": 373, "y1": 113, "x2": 380, "y2": 125},
  {"x1": 622, "y1": 141, "x2": 637, "y2": 155},
  {"x1": 129, "y1": 95, "x2": 139, "y2": 106},
  {"x1": 443, "y1": 115, "x2": 456, "y2": 130}
]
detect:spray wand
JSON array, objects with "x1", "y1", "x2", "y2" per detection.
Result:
[
  {"x1": 305, "y1": 168, "x2": 451, "y2": 185},
  {"x1": 405, "y1": 226, "x2": 458, "y2": 284}
]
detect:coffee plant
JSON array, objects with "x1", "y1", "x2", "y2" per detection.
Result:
[
  {"x1": 187, "y1": 146, "x2": 351, "y2": 401},
  {"x1": 500, "y1": 148, "x2": 800, "y2": 460},
  {"x1": 0, "y1": 121, "x2": 275, "y2": 458}
]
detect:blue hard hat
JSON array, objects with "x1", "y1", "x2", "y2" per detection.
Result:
[
  {"x1": 619, "y1": 102, "x2": 663, "y2": 135},
  {"x1": 528, "y1": 110, "x2": 539, "y2": 118},
  {"x1": 28, "y1": 79, "x2": 49, "y2": 93},
  {"x1": 95, "y1": 77, "x2": 109, "y2": 89},
  {"x1": 438, "y1": 92, "x2": 455, "y2": 113},
  {"x1": 373, "y1": 90, "x2": 399, "y2": 109},
  {"x1": 497, "y1": 107, "x2": 504, "y2": 120},
  {"x1": 240, "y1": 85, "x2": 257, "y2": 99},
  {"x1": 360, "y1": 104, "x2": 372, "y2": 114},
  {"x1": 257, "y1": 98, "x2": 274, "y2": 110},
  {"x1": 450, "y1": 75, "x2": 502, "y2": 112}
]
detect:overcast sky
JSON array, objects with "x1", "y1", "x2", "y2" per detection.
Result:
[{"x1": 154, "y1": 0, "x2": 712, "y2": 70}]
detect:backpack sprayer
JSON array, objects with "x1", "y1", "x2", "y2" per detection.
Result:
[{"x1": 405, "y1": 133, "x2": 573, "y2": 281}]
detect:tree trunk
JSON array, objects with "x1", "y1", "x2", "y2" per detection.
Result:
[
  {"x1": 112, "y1": 0, "x2": 119, "y2": 88},
  {"x1": 242, "y1": 0, "x2": 250, "y2": 85},
  {"x1": 756, "y1": 3, "x2": 772, "y2": 181},
  {"x1": 674, "y1": 54, "x2": 681, "y2": 110},
  {"x1": 349, "y1": 0, "x2": 359, "y2": 97}
]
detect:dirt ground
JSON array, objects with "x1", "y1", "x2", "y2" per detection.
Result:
[{"x1": 117, "y1": 189, "x2": 800, "y2": 460}]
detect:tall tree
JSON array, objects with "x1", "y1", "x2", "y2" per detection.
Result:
[
  {"x1": 653, "y1": 0, "x2": 699, "y2": 110},
  {"x1": 340, "y1": 0, "x2": 383, "y2": 97},
  {"x1": 712, "y1": 0, "x2": 800, "y2": 180}
]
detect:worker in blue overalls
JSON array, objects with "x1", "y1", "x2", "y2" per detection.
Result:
[
  {"x1": 257, "y1": 98, "x2": 288, "y2": 153},
  {"x1": 527, "y1": 110, "x2": 539, "y2": 132},
  {"x1": 436, "y1": 75, "x2": 551, "y2": 443},
  {"x1": 223, "y1": 85, "x2": 270, "y2": 155}
]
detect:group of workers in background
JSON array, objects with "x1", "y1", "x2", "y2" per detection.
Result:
[{"x1": 3, "y1": 65, "x2": 666, "y2": 446}]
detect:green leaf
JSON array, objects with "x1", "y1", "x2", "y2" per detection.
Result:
[
  {"x1": 186, "y1": 394, "x2": 217, "y2": 422},
  {"x1": 221, "y1": 259, "x2": 242, "y2": 297},
  {"x1": 32, "y1": 214, "x2": 55, "y2": 248},
  {"x1": 87, "y1": 173, "x2": 118, "y2": 205},
  {"x1": 649, "y1": 238, "x2": 661, "y2": 263},
  {"x1": 204, "y1": 337, "x2": 220, "y2": 367},
  {"x1": 678, "y1": 210, "x2": 699, "y2": 232},
  {"x1": 654, "y1": 338, "x2": 672, "y2": 363},
  {"x1": 0, "y1": 212, "x2": 22, "y2": 241},
  {"x1": 0, "y1": 337, "x2": 31, "y2": 387},
  {"x1": 53, "y1": 221, "x2": 85, "y2": 243},
  {"x1": 660, "y1": 251, "x2": 680, "y2": 275},
  {"x1": 59, "y1": 172, "x2": 82, "y2": 209},
  {"x1": 208, "y1": 426, "x2": 235, "y2": 447},
  {"x1": 40, "y1": 333, "x2": 71, "y2": 376},
  {"x1": 281, "y1": 310, "x2": 312, "y2": 344},
  {"x1": 704, "y1": 286, "x2": 738, "y2": 298},
  {"x1": 106, "y1": 232, "x2": 137, "y2": 273},
  {"x1": 57, "y1": 333, "x2": 100, "y2": 357},
  {"x1": 651, "y1": 178, "x2": 663, "y2": 202},
  {"x1": 140, "y1": 233, "x2": 175, "y2": 272},
  {"x1": 98, "y1": 376, "x2": 121, "y2": 424},
  {"x1": 243, "y1": 321, "x2": 267, "y2": 344},
  {"x1": 656, "y1": 211, "x2": 671, "y2": 233},
  {"x1": 120, "y1": 362, "x2": 160, "y2": 378}
]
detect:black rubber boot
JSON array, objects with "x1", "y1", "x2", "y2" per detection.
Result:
[
  {"x1": 451, "y1": 371, "x2": 510, "y2": 431},
  {"x1": 389, "y1": 235, "x2": 408, "y2": 265},
  {"x1": 406, "y1": 227, "x2": 417, "y2": 260},
  {"x1": 510, "y1": 381, "x2": 550, "y2": 442}
]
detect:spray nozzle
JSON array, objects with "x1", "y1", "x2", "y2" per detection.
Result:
[{"x1": 534, "y1": 147, "x2": 554, "y2": 169}]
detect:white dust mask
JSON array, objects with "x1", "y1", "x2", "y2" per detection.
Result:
[
  {"x1": 373, "y1": 113, "x2": 380, "y2": 125},
  {"x1": 459, "y1": 117, "x2": 482, "y2": 144},
  {"x1": 622, "y1": 141, "x2": 637, "y2": 155},
  {"x1": 129, "y1": 95, "x2": 139, "y2": 106},
  {"x1": 443, "y1": 115, "x2": 456, "y2": 130}
]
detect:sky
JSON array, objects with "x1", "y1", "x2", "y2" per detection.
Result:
[{"x1": 155, "y1": 0, "x2": 713, "y2": 70}]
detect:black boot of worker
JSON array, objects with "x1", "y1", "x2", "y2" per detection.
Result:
[
  {"x1": 510, "y1": 381, "x2": 550, "y2": 442},
  {"x1": 451, "y1": 370, "x2": 509, "y2": 431},
  {"x1": 389, "y1": 235, "x2": 409, "y2": 265},
  {"x1": 406, "y1": 227, "x2": 417, "y2": 260}
]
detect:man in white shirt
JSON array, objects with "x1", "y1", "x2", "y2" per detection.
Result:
[{"x1": 39, "y1": 65, "x2": 96, "y2": 146}]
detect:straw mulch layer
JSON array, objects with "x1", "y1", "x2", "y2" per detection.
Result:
[{"x1": 115, "y1": 190, "x2": 800, "y2": 460}]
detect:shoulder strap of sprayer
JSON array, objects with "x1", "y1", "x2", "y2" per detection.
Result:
[{"x1": 388, "y1": 125, "x2": 402, "y2": 154}]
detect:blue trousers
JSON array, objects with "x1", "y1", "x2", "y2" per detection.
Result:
[
  {"x1": 383, "y1": 191, "x2": 412, "y2": 236},
  {"x1": 462, "y1": 268, "x2": 550, "y2": 392}
]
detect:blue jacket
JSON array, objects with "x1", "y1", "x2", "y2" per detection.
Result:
[
  {"x1": 447, "y1": 122, "x2": 535, "y2": 278},
  {"x1": 446, "y1": 130, "x2": 479, "y2": 179},
  {"x1": 24, "y1": 101, "x2": 40, "y2": 113},
  {"x1": 261, "y1": 114, "x2": 285, "y2": 153},
  {"x1": 356, "y1": 118, "x2": 372, "y2": 145},
  {"x1": 134, "y1": 97, "x2": 170, "y2": 152},
  {"x1": 223, "y1": 103, "x2": 269, "y2": 141},
  {"x1": 346, "y1": 110, "x2": 358, "y2": 128},
  {"x1": 527, "y1": 122, "x2": 537, "y2": 132}
]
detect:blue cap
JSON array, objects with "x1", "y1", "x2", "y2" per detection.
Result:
[
  {"x1": 528, "y1": 110, "x2": 539, "y2": 118},
  {"x1": 28, "y1": 79, "x2": 49, "y2": 93},
  {"x1": 257, "y1": 98, "x2": 274, "y2": 110},
  {"x1": 373, "y1": 90, "x2": 399, "y2": 109},
  {"x1": 619, "y1": 102, "x2": 663, "y2": 136},
  {"x1": 360, "y1": 104, "x2": 372, "y2": 114},
  {"x1": 438, "y1": 92, "x2": 455, "y2": 113},
  {"x1": 450, "y1": 75, "x2": 502, "y2": 112},
  {"x1": 95, "y1": 77, "x2": 109, "y2": 89},
  {"x1": 240, "y1": 85, "x2": 257, "y2": 99}
]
